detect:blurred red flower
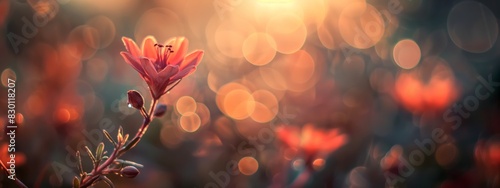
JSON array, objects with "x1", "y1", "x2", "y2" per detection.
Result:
[
  {"x1": 121, "y1": 36, "x2": 204, "y2": 99},
  {"x1": 277, "y1": 124, "x2": 348, "y2": 155},
  {"x1": 475, "y1": 140, "x2": 500, "y2": 171}
]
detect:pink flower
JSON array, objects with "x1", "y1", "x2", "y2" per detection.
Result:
[{"x1": 121, "y1": 36, "x2": 204, "y2": 99}]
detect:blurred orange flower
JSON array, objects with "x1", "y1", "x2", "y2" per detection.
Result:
[
  {"x1": 395, "y1": 70, "x2": 457, "y2": 112},
  {"x1": 121, "y1": 36, "x2": 204, "y2": 99},
  {"x1": 277, "y1": 124, "x2": 348, "y2": 155}
]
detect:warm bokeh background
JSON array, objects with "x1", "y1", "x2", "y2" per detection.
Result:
[{"x1": 1, "y1": 0, "x2": 500, "y2": 187}]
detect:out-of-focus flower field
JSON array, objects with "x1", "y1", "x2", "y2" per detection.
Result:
[{"x1": 0, "y1": 0, "x2": 500, "y2": 187}]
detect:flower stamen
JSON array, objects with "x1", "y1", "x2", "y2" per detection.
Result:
[{"x1": 154, "y1": 44, "x2": 175, "y2": 70}]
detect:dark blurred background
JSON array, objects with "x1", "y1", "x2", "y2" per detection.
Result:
[{"x1": 1, "y1": 0, "x2": 500, "y2": 187}]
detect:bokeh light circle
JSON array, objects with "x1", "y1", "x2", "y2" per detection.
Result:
[
  {"x1": 447, "y1": 1, "x2": 498, "y2": 53},
  {"x1": 1, "y1": 69, "x2": 16, "y2": 87},
  {"x1": 242, "y1": 32, "x2": 277, "y2": 66},
  {"x1": 223, "y1": 89, "x2": 255, "y2": 120},
  {"x1": 214, "y1": 16, "x2": 255, "y2": 58},
  {"x1": 393, "y1": 39, "x2": 421, "y2": 69},
  {"x1": 176, "y1": 96, "x2": 197, "y2": 115},
  {"x1": 250, "y1": 90, "x2": 279, "y2": 123},
  {"x1": 266, "y1": 13, "x2": 307, "y2": 54},
  {"x1": 67, "y1": 25, "x2": 99, "y2": 60},
  {"x1": 135, "y1": 8, "x2": 184, "y2": 43},
  {"x1": 238, "y1": 156, "x2": 259, "y2": 175},
  {"x1": 179, "y1": 112, "x2": 201, "y2": 133},
  {"x1": 86, "y1": 16, "x2": 116, "y2": 49},
  {"x1": 338, "y1": 3, "x2": 385, "y2": 49}
]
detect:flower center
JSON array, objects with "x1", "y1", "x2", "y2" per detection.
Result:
[{"x1": 154, "y1": 43, "x2": 174, "y2": 71}]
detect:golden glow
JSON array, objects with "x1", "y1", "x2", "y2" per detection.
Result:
[
  {"x1": 256, "y1": 0, "x2": 294, "y2": 3},
  {"x1": 214, "y1": 16, "x2": 255, "y2": 58},
  {"x1": 338, "y1": 3, "x2": 384, "y2": 49},
  {"x1": 266, "y1": 13, "x2": 307, "y2": 54},
  {"x1": 223, "y1": 89, "x2": 255, "y2": 120},
  {"x1": 243, "y1": 33, "x2": 277, "y2": 66}
]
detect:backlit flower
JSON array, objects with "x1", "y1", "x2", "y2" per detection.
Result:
[
  {"x1": 121, "y1": 36, "x2": 204, "y2": 99},
  {"x1": 277, "y1": 124, "x2": 348, "y2": 155}
]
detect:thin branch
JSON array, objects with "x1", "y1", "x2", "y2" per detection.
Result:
[{"x1": 79, "y1": 99, "x2": 158, "y2": 188}]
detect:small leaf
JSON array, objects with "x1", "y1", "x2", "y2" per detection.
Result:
[
  {"x1": 122, "y1": 134, "x2": 129, "y2": 145},
  {"x1": 84, "y1": 146, "x2": 96, "y2": 164},
  {"x1": 73, "y1": 176, "x2": 80, "y2": 188},
  {"x1": 115, "y1": 159, "x2": 144, "y2": 168},
  {"x1": 76, "y1": 151, "x2": 84, "y2": 175},
  {"x1": 103, "y1": 130, "x2": 117, "y2": 146},
  {"x1": 118, "y1": 126, "x2": 123, "y2": 137},
  {"x1": 122, "y1": 137, "x2": 140, "y2": 152},
  {"x1": 117, "y1": 126, "x2": 124, "y2": 144},
  {"x1": 101, "y1": 176, "x2": 115, "y2": 188},
  {"x1": 102, "y1": 156, "x2": 109, "y2": 160},
  {"x1": 96, "y1": 142, "x2": 105, "y2": 161},
  {"x1": 117, "y1": 134, "x2": 123, "y2": 145}
]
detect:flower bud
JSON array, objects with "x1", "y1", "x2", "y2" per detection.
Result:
[
  {"x1": 127, "y1": 90, "x2": 144, "y2": 109},
  {"x1": 154, "y1": 104, "x2": 167, "y2": 117},
  {"x1": 120, "y1": 166, "x2": 140, "y2": 178}
]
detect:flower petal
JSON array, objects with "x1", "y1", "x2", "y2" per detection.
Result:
[
  {"x1": 142, "y1": 36, "x2": 158, "y2": 60},
  {"x1": 122, "y1": 37, "x2": 141, "y2": 57},
  {"x1": 140, "y1": 57, "x2": 158, "y2": 79},
  {"x1": 171, "y1": 65, "x2": 196, "y2": 81},
  {"x1": 178, "y1": 50, "x2": 204, "y2": 70},
  {"x1": 158, "y1": 65, "x2": 179, "y2": 84},
  {"x1": 165, "y1": 37, "x2": 188, "y2": 65},
  {"x1": 120, "y1": 52, "x2": 146, "y2": 75}
]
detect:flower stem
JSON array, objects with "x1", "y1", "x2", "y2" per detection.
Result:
[{"x1": 79, "y1": 99, "x2": 158, "y2": 188}]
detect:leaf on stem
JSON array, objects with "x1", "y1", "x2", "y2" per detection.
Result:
[
  {"x1": 117, "y1": 126, "x2": 124, "y2": 144},
  {"x1": 101, "y1": 176, "x2": 115, "y2": 188},
  {"x1": 122, "y1": 134, "x2": 129, "y2": 145},
  {"x1": 103, "y1": 130, "x2": 117, "y2": 146},
  {"x1": 73, "y1": 176, "x2": 80, "y2": 188},
  {"x1": 96, "y1": 142, "x2": 105, "y2": 161},
  {"x1": 122, "y1": 137, "x2": 140, "y2": 153},
  {"x1": 115, "y1": 159, "x2": 144, "y2": 168},
  {"x1": 84, "y1": 146, "x2": 97, "y2": 164},
  {"x1": 76, "y1": 151, "x2": 84, "y2": 176}
]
